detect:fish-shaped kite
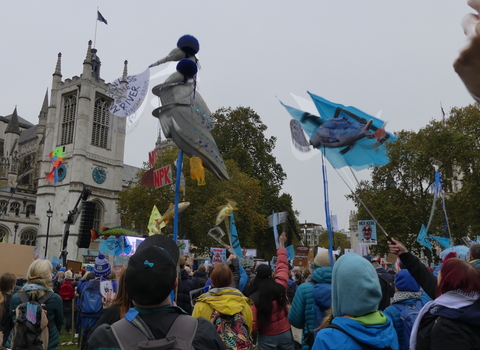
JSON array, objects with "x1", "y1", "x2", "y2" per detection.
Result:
[
  {"x1": 150, "y1": 35, "x2": 229, "y2": 180},
  {"x1": 158, "y1": 202, "x2": 190, "y2": 225},
  {"x1": 215, "y1": 200, "x2": 238, "y2": 226},
  {"x1": 282, "y1": 93, "x2": 397, "y2": 171}
]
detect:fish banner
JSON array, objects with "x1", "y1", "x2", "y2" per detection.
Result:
[{"x1": 107, "y1": 68, "x2": 150, "y2": 118}]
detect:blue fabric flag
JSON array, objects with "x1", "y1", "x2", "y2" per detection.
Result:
[
  {"x1": 97, "y1": 10, "x2": 108, "y2": 25},
  {"x1": 430, "y1": 235, "x2": 451, "y2": 249},
  {"x1": 272, "y1": 211, "x2": 280, "y2": 249},
  {"x1": 282, "y1": 93, "x2": 397, "y2": 171},
  {"x1": 417, "y1": 224, "x2": 432, "y2": 251},
  {"x1": 285, "y1": 245, "x2": 295, "y2": 260},
  {"x1": 229, "y1": 212, "x2": 243, "y2": 259}
]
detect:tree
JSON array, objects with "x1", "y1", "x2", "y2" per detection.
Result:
[
  {"x1": 118, "y1": 107, "x2": 296, "y2": 258},
  {"x1": 348, "y1": 104, "x2": 480, "y2": 257},
  {"x1": 317, "y1": 231, "x2": 351, "y2": 251}
]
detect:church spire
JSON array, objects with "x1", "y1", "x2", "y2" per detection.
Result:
[
  {"x1": 5, "y1": 107, "x2": 21, "y2": 135},
  {"x1": 54, "y1": 53, "x2": 62, "y2": 77},
  {"x1": 38, "y1": 90, "x2": 49, "y2": 121},
  {"x1": 84, "y1": 40, "x2": 92, "y2": 65}
]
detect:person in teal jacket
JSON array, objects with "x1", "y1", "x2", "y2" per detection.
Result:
[
  {"x1": 313, "y1": 253, "x2": 398, "y2": 350},
  {"x1": 7, "y1": 259, "x2": 63, "y2": 350},
  {"x1": 288, "y1": 250, "x2": 334, "y2": 350}
]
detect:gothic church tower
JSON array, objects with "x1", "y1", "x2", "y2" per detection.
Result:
[{"x1": 36, "y1": 41, "x2": 127, "y2": 261}]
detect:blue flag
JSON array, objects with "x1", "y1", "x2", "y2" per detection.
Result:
[
  {"x1": 229, "y1": 212, "x2": 243, "y2": 259},
  {"x1": 97, "y1": 10, "x2": 108, "y2": 25},
  {"x1": 430, "y1": 235, "x2": 451, "y2": 249},
  {"x1": 417, "y1": 224, "x2": 431, "y2": 251}
]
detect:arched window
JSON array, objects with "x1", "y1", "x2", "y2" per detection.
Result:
[
  {"x1": 0, "y1": 226, "x2": 8, "y2": 243},
  {"x1": 92, "y1": 96, "x2": 110, "y2": 149},
  {"x1": 61, "y1": 93, "x2": 77, "y2": 145},
  {"x1": 20, "y1": 229, "x2": 37, "y2": 246},
  {"x1": 10, "y1": 202, "x2": 20, "y2": 216},
  {"x1": 0, "y1": 200, "x2": 7, "y2": 214},
  {"x1": 26, "y1": 204, "x2": 36, "y2": 217},
  {"x1": 92, "y1": 200, "x2": 104, "y2": 233}
]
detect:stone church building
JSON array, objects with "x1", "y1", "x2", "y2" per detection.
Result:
[{"x1": 0, "y1": 41, "x2": 139, "y2": 262}]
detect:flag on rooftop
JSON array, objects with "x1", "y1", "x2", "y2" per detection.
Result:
[{"x1": 97, "y1": 10, "x2": 108, "y2": 25}]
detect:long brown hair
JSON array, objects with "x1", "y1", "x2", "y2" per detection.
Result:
[
  {"x1": 0, "y1": 273, "x2": 17, "y2": 320},
  {"x1": 111, "y1": 269, "x2": 132, "y2": 318}
]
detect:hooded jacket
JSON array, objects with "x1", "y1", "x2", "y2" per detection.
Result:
[
  {"x1": 314, "y1": 253, "x2": 399, "y2": 350},
  {"x1": 288, "y1": 266, "x2": 332, "y2": 350},
  {"x1": 313, "y1": 312, "x2": 399, "y2": 350},
  {"x1": 412, "y1": 291, "x2": 480, "y2": 349},
  {"x1": 192, "y1": 287, "x2": 253, "y2": 333},
  {"x1": 177, "y1": 269, "x2": 194, "y2": 314}
]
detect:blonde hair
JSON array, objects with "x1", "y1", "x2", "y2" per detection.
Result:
[
  {"x1": 65, "y1": 270, "x2": 73, "y2": 279},
  {"x1": 25, "y1": 260, "x2": 53, "y2": 300}
]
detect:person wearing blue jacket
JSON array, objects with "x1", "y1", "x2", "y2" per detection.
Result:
[
  {"x1": 383, "y1": 270, "x2": 431, "y2": 350},
  {"x1": 313, "y1": 253, "x2": 399, "y2": 350},
  {"x1": 289, "y1": 250, "x2": 334, "y2": 350}
]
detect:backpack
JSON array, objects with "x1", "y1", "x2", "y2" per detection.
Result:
[
  {"x1": 392, "y1": 300, "x2": 424, "y2": 350},
  {"x1": 111, "y1": 310, "x2": 197, "y2": 350},
  {"x1": 327, "y1": 323, "x2": 393, "y2": 350},
  {"x1": 210, "y1": 310, "x2": 253, "y2": 350},
  {"x1": 286, "y1": 279, "x2": 297, "y2": 304},
  {"x1": 58, "y1": 280, "x2": 75, "y2": 301},
  {"x1": 79, "y1": 280, "x2": 102, "y2": 315},
  {"x1": 11, "y1": 291, "x2": 52, "y2": 350},
  {"x1": 377, "y1": 273, "x2": 395, "y2": 308}
]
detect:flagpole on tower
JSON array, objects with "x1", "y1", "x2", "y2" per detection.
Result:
[{"x1": 94, "y1": 7, "x2": 99, "y2": 48}]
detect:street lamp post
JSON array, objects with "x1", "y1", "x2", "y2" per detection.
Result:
[
  {"x1": 45, "y1": 204, "x2": 53, "y2": 258},
  {"x1": 13, "y1": 223, "x2": 19, "y2": 244}
]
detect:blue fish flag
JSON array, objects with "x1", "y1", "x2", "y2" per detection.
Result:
[
  {"x1": 229, "y1": 212, "x2": 243, "y2": 259},
  {"x1": 282, "y1": 93, "x2": 397, "y2": 170},
  {"x1": 417, "y1": 224, "x2": 431, "y2": 251},
  {"x1": 285, "y1": 245, "x2": 295, "y2": 260}
]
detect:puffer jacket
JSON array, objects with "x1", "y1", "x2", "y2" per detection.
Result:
[
  {"x1": 250, "y1": 247, "x2": 291, "y2": 336},
  {"x1": 192, "y1": 287, "x2": 254, "y2": 333},
  {"x1": 289, "y1": 266, "x2": 332, "y2": 350},
  {"x1": 177, "y1": 269, "x2": 194, "y2": 314},
  {"x1": 383, "y1": 292, "x2": 431, "y2": 349}
]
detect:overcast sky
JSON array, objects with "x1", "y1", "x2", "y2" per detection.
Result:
[{"x1": 0, "y1": 1, "x2": 475, "y2": 232}]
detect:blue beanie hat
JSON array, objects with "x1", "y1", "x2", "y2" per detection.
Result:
[
  {"x1": 395, "y1": 270, "x2": 420, "y2": 292},
  {"x1": 332, "y1": 253, "x2": 381, "y2": 317},
  {"x1": 59, "y1": 267, "x2": 66, "y2": 272},
  {"x1": 94, "y1": 254, "x2": 111, "y2": 278}
]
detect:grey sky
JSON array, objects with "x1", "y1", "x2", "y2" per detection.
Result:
[{"x1": 0, "y1": 1, "x2": 474, "y2": 232}]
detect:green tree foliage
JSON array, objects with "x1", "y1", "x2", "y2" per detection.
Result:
[
  {"x1": 211, "y1": 107, "x2": 295, "y2": 257},
  {"x1": 317, "y1": 231, "x2": 351, "y2": 251},
  {"x1": 117, "y1": 107, "x2": 296, "y2": 258},
  {"x1": 348, "y1": 104, "x2": 480, "y2": 256}
]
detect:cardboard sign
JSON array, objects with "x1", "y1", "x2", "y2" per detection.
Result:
[
  {"x1": 66, "y1": 260, "x2": 82, "y2": 274},
  {"x1": 0, "y1": 243, "x2": 35, "y2": 278},
  {"x1": 293, "y1": 246, "x2": 310, "y2": 267},
  {"x1": 153, "y1": 165, "x2": 173, "y2": 188}
]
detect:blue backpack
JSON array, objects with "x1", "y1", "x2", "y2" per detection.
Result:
[
  {"x1": 80, "y1": 280, "x2": 103, "y2": 318},
  {"x1": 393, "y1": 300, "x2": 424, "y2": 350}
]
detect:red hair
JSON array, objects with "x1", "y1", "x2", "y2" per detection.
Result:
[
  {"x1": 437, "y1": 258, "x2": 480, "y2": 297},
  {"x1": 210, "y1": 263, "x2": 233, "y2": 288}
]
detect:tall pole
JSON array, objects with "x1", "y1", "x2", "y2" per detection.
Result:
[
  {"x1": 45, "y1": 204, "x2": 53, "y2": 258},
  {"x1": 13, "y1": 223, "x2": 19, "y2": 244}
]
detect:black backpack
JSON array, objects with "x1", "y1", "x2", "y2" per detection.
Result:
[
  {"x1": 111, "y1": 312, "x2": 198, "y2": 350},
  {"x1": 11, "y1": 291, "x2": 53, "y2": 350},
  {"x1": 377, "y1": 273, "x2": 395, "y2": 309}
]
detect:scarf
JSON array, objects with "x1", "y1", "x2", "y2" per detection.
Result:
[
  {"x1": 410, "y1": 290, "x2": 480, "y2": 349},
  {"x1": 22, "y1": 284, "x2": 51, "y2": 292},
  {"x1": 390, "y1": 291, "x2": 422, "y2": 305}
]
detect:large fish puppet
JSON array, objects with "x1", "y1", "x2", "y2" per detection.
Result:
[
  {"x1": 282, "y1": 92, "x2": 397, "y2": 171},
  {"x1": 150, "y1": 35, "x2": 229, "y2": 180}
]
